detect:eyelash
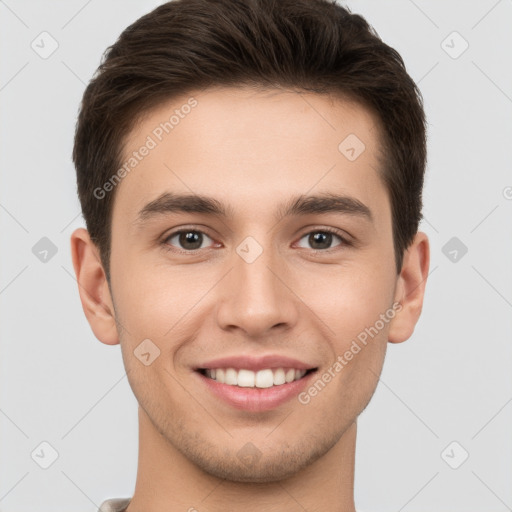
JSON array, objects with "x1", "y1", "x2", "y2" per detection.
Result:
[{"x1": 161, "y1": 226, "x2": 352, "y2": 255}]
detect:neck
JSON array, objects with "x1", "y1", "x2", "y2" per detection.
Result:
[{"x1": 126, "y1": 407, "x2": 357, "y2": 512}]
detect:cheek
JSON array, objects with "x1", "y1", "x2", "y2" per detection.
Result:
[
  {"x1": 310, "y1": 262, "x2": 397, "y2": 340},
  {"x1": 112, "y1": 261, "x2": 217, "y2": 344}
]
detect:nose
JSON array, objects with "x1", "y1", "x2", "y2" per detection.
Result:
[{"x1": 215, "y1": 241, "x2": 299, "y2": 338}]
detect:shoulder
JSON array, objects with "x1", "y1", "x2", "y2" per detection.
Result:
[{"x1": 97, "y1": 498, "x2": 131, "y2": 512}]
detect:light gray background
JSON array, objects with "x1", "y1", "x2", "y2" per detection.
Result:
[{"x1": 1, "y1": 1, "x2": 511, "y2": 511}]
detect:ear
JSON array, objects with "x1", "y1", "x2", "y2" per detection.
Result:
[
  {"x1": 70, "y1": 228, "x2": 119, "y2": 345},
  {"x1": 388, "y1": 231, "x2": 430, "y2": 344}
]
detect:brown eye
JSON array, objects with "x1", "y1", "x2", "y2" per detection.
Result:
[
  {"x1": 165, "y1": 230, "x2": 213, "y2": 251},
  {"x1": 296, "y1": 230, "x2": 344, "y2": 250}
]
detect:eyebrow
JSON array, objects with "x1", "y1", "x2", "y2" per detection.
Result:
[{"x1": 135, "y1": 191, "x2": 373, "y2": 225}]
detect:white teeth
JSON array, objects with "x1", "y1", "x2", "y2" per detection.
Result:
[
  {"x1": 295, "y1": 369, "x2": 307, "y2": 381},
  {"x1": 237, "y1": 369, "x2": 255, "y2": 387},
  {"x1": 203, "y1": 367, "x2": 310, "y2": 388},
  {"x1": 255, "y1": 369, "x2": 274, "y2": 388},
  {"x1": 215, "y1": 368, "x2": 225, "y2": 384},
  {"x1": 225, "y1": 368, "x2": 238, "y2": 385},
  {"x1": 273, "y1": 368, "x2": 286, "y2": 385},
  {"x1": 285, "y1": 368, "x2": 296, "y2": 383}
]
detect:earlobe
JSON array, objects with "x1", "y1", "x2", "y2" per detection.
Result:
[
  {"x1": 388, "y1": 231, "x2": 430, "y2": 344},
  {"x1": 70, "y1": 228, "x2": 119, "y2": 345}
]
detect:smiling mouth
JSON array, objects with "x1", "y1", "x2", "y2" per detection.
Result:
[{"x1": 196, "y1": 367, "x2": 317, "y2": 388}]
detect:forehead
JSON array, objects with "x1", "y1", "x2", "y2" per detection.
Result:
[{"x1": 113, "y1": 86, "x2": 388, "y2": 224}]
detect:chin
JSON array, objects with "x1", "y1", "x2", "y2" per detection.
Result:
[{"x1": 184, "y1": 436, "x2": 338, "y2": 484}]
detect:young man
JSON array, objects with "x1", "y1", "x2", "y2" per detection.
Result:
[{"x1": 70, "y1": 0, "x2": 429, "y2": 510}]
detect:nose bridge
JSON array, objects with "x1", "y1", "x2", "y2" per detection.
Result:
[{"x1": 216, "y1": 234, "x2": 297, "y2": 336}]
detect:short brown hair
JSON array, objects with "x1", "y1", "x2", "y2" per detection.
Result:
[{"x1": 73, "y1": 0, "x2": 426, "y2": 279}]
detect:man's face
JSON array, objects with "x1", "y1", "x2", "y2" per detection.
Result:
[{"x1": 109, "y1": 87, "x2": 399, "y2": 481}]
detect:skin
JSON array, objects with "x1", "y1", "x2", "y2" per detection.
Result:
[{"x1": 71, "y1": 86, "x2": 429, "y2": 512}]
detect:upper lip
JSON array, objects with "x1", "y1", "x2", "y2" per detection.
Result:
[{"x1": 195, "y1": 354, "x2": 318, "y2": 372}]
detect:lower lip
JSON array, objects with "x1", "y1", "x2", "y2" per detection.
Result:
[{"x1": 195, "y1": 370, "x2": 317, "y2": 412}]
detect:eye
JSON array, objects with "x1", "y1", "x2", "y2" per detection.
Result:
[
  {"x1": 162, "y1": 227, "x2": 350, "y2": 254},
  {"x1": 296, "y1": 229, "x2": 347, "y2": 251},
  {"x1": 164, "y1": 229, "x2": 215, "y2": 251}
]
